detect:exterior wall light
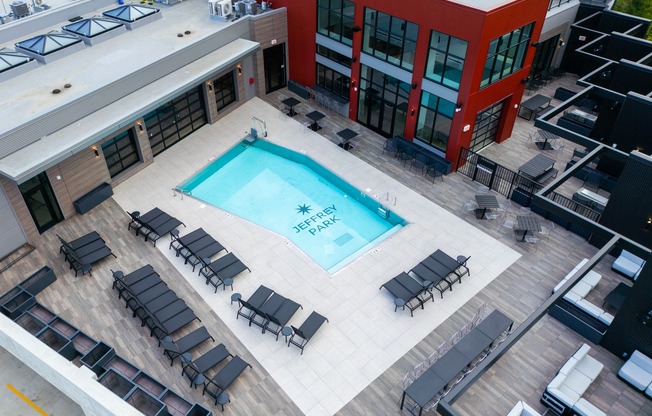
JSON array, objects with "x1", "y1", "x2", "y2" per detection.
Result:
[{"x1": 455, "y1": 104, "x2": 462, "y2": 113}]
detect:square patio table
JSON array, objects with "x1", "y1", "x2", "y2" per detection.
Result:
[
  {"x1": 474, "y1": 194, "x2": 500, "y2": 219},
  {"x1": 476, "y1": 310, "x2": 513, "y2": 341},
  {"x1": 306, "y1": 110, "x2": 326, "y2": 131},
  {"x1": 452, "y1": 329, "x2": 493, "y2": 362},
  {"x1": 518, "y1": 154, "x2": 555, "y2": 180},
  {"x1": 602, "y1": 282, "x2": 631, "y2": 311},
  {"x1": 401, "y1": 370, "x2": 447, "y2": 415},
  {"x1": 282, "y1": 97, "x2": 301, "y2": 117},
  {"x1": 337, "y1": 128, "x2": 359, "y2": 150},
  {"x1": 518, "y1": 94, "x2": 551, "y2": 120},
  {"x1": 515, "y1": 215, "x2": 541, "y2": 241},
  {"x1": 536, "y1": 129, "x2": 558, "y2": 150}
]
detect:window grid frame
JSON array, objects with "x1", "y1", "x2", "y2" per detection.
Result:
[
  {"x1": 362, "y1": 7, "x2": 419, "y2": 71},
  {"x1": 481, "y1": 22, "x2": 534, "y2": 88}
]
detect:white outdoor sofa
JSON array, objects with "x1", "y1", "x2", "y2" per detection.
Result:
[
  {"x1": 612, "y1": 249, "x2": 645, "y2": 280},
  {"x1": 542, "y1": 343, "x2": 606, "y2": 416},
  {"x1": 618, "y1": 350, "x2": 652, "y2": 397}
]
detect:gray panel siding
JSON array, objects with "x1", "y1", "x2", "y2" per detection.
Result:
[
  {"x1": 0, "y1": 20, "x2": 251, "y2": 159},
  {"x1": 0, "y1": 185, "x2": 27, "y2": 258}
]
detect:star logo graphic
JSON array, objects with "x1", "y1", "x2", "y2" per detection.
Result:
[{"x1": 296, "y1": 204, "x2": 312, "y2": 215}]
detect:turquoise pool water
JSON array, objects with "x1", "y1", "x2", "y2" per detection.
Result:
[{"x1": 178, "y1": 140, "x2": 406, "y2": 273}]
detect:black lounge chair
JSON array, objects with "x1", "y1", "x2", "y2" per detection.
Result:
[
  {"x1": 250, "y1": 293, "x2": 287, "y2": 331},
  {"x1": 202, "y1": 253, "x2": 251, "y2": 292},
  {"x1": 170, "y1": 228, "x2": 206, "y2": 254},
  {"x1": 181, "y1": 344, "x2": 232, "y2": 388},
  {"x1": 159, "y1": 326, "x2": 214, "y2": 366},
  {"x1": 58, "y1": 232, "x2": 116, "y2": 276},
  {"x1": 236, "y1": 285, "x2": 273, "y2": 322},
  {"x1": 203, "y1": 356, "x2": 251, "y2": 404},
  {"x1": 430, "y1": 249, "x2": 470, "y2": 282},
  {"x1": 409, "y1": 263, "x2": 450, "y2": 298},
  {"x1": 265, "y1": 299, "x2": 303, "y2": 341},
  {"x1": 288, "y1": 311, "x2": 328, "y2": 355},
  {"x1": 379, "y1": 273, "x2": 424, "y2": 316},
  {"x1": 129, "y1": 207, "x2": 185, "y2": 246}
]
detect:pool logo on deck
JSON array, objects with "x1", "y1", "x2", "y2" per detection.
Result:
[{"x1": 293, "y1": 204, "x2": 340, "y2": 235}]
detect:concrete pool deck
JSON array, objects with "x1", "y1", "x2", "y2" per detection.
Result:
[{"x1": 112, "y1": 97, "x2": 520, "y2": 415}]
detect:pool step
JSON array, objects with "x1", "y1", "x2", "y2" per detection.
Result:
[{"x1": 377, "y1": 206, "x2": 390, "y2": 219}]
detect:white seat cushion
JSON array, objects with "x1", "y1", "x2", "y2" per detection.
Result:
[
  {"x1": 581, "y1": 270, "x2": 601, "y2": 288},
  {"x1": 570, "y1": 281, "x2": 592, "y2": 298},
  {"x1": 575, "y1": 356, "x2": 603, "y2": 381},
  {"x1": 575, "y1": 299, "x2": 604, "y2": 317},
  {"x1": 573, "y1": 344, "x2": 591, "y2": 360},
  {"x1": 598, "y1": 312, "x2": 614, "y2": 325},
  {"x1": 507, "y1": 401, "x2": 542, "y2": 416},
  {"x1": 564, "y1": 291, "x2": 582, "y2": 304},
  {"x1": 553, "y1": 278, "x2": 569, "y2": 293},
  {"x1": 573, "y1": 398, "x2": 606, "y2": 416},
  {"x1": 564, "y1": 369, "x2": 592, "y2": 396},
  {"x1": 559, "y1": 357, "x2": 578, "y2": 375},
  {"x1": 619, "y1": 360, "x2": 652, "y2": 390}
]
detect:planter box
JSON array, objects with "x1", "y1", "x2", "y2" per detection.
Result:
[
  {"x1": 160, "y1": 391, "x2": 191, "y2": 416},
  {"x1": 74, "y1": 182, "x2": 113, "y2": 215},
  {"x1": 49, "y1": 316, "x2": 79, "y2": 339},
  {"x1": 99, "y1": 369, "x2": 136, "y2": 399},
  {"x1": 125, "y1": 387, "x2": 166, "y2": 416},
  {"x1": 1, "y1": 289, "x2": 35, "y2": 319},
  {"x1": 134, "y1": 373, "x2": 166, "y2": 398},
  {"x1": 184, "y1": 403, "x2": 212, "y2": 416},
  {"x1": 71, "y1": 332, "x2": 97, "y2": 356},
  {"x1": 19, "y1": 266, "x2": 57, "y2": 296},
  {"x1": 14, "y1": 312, "x2": 47, "y2": 335},
  {"x1": 104, "y1": 355, "x2": 139, "y2": 379},
  {"x1": 27, "y1": 303, "x2": 56, "y2": 324},
  {"x1": 37, "y1": 327, "x2": 78, "y2": 360},
  {"x1": 81, "y1": 341, "x2": 115, "y2": 375}
]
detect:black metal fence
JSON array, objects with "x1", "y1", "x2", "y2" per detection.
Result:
[{"x1": 456, "y1": 147, "x2": 601, "y2": 238}]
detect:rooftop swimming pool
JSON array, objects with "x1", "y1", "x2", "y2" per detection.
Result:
[{"x1": 177, "y1": 139, "x2": 406, "y2": 273}]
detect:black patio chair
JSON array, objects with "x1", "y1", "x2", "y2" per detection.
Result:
[
  {"x1": 159, "y1": 326, "x2": 214, "y2": 366},
  {"x1": 288, "y1": 311, "x2": 329, "y2": 355},
  {"x1": 181, "y1": 343, "x2": 232, "y2": 388},
  {"x1": 236, "y1": 285, "x2": 273, "y2": 322},
  {"x1": 425, "y1": 163, "x2": 444, "y2": 183},
  {"x1": 203, "y1": 356, "x2": 251, "y2": 403}
]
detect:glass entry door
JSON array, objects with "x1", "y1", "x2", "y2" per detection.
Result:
[
  {"x1": 356, "y1": 65, "x2": 409, "y2": 138},
  {"x1": 19, "y1": 172, "x2": 63, "y2": 233},
  {"x1": 469, "y1": 100, "x2": 505, "y2": 152},
  {"x1": 264, "y1": 44, "x2": 287, "y2": 94}
]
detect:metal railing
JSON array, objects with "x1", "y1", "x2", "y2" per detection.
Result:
[{"x1": 456, "y1": 147, "x2": 601, "y2": 223}]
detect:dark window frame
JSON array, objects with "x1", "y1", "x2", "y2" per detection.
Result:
[
  {"x1": 414, "y1": 91, "x2": 454, "y2": 153},
  {"x1": 317, "y1": 0, "x2": 355, "y2": 46},
  {"x1": 481, "y1": 22, "x2": 534, "y2": 88},
  {"x1": 213, "y1": 71, "x2": 237, "y2": 111},
  {"x1": 362, "y1": 8, "x2": 419, "y2": 71},
  {"x1": 101, "y1": 128, "x2": 139, "y2": 178},
  {"x1": 425, "y1": 30, "x2": 468, "y2": 91},
  {"x1": 316, "y1": 63, "x2": 351, "y2": 100}
]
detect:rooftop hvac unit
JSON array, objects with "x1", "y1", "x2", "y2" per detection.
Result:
[{"x1": 209, "y1": 0, "x2": 232, "y2": 17}]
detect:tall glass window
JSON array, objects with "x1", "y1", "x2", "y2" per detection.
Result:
[
  {"x1": 481, "y1": 22, "x2": 534, "y2": 88},
  {"x1": 357, "y1": 65, "x2": 409, "y2": 138},
  {"x1": 317, "y1": 63, "x2": 350, "y2": 100},
  {"x1": 101, "y1": 129, "x2": 139, "y2": 178},
  {"x1": 362, "y1": 8, "x2": 418, "y2": 71},
  {"x1": 317, "y1": 0, "x2": 355, "y2": 46},
  {"x1": 317, "y1": 44, "x2": 352, "y2": 67},
  {"x1": 425, "y1": 31, "x2": 467, "y2": 91},
  {"x1": 213, "y1": 72, "x2": 237, "y2": 111},
  {"x1": 414, "y1": 92, "x2": 454, "y2": 152}
]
